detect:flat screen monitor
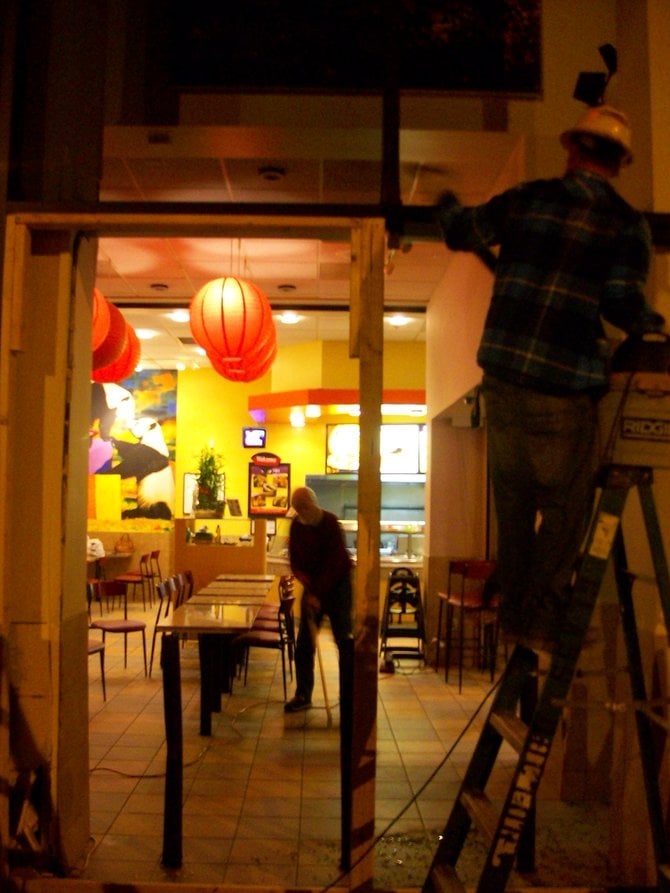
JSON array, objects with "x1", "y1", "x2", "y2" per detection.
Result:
[{"x1": 243, "y1": 427, "x2": 267, "y2": 448}]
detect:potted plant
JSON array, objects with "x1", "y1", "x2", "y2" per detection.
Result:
[{"x1": 194, "y1": 445, "x2": 225, "y2": 517}]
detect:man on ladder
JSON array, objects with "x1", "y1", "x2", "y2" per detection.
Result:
[
  {"x1": 427, "y1": 98, "x2": 670, "y2": 893},
  {"x1": 437, "y1": 103, "x2": 665, "y2": 652}
]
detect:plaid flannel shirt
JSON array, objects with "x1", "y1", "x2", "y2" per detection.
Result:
[{"x1": 438, "y1": 169, "x2": 664, "y2": 393}]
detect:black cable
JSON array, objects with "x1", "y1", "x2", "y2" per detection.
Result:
[{"x1": 318, "y1": 672, "x2": 503, "y2": 892}]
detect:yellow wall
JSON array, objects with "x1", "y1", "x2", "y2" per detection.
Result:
[
  {"x1": 176, "y1": 366, "x2": 273, "y2": 530},
  {"x1": 270, "y1": 341, "x2": 328, "y2": 389},
  {"x1": 269, "y1": 340, "x2": 426, "y2": 391},
  {"x1": 175, "y1": 340, "x2": 426, "y2": 532}
]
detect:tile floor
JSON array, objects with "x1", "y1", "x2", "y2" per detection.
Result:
[{"x1": 79, "y1": 598, "x2": 611, "y2": 889}]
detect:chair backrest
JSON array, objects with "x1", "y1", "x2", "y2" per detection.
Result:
[
  {"x1": 97, "y1": 579, "x2": 129, "y2": 617},
  {"x1": 86, "y1": 581, "x2": 97, "y2": 621},
  {"x1": 155, "y1": 579, "x2": 178, "y2": 620},
  {"x1": 139, "y1": 553, "x2": 152, "y2": 576},
  {"x1": 278, "y1": 595, "x2": 296, "y2": 644},
  {"x1": 150, "y1": 549, "x2": 162, "y2": 580},
  {"x1": 94, "y1": 555, "x2": 107, "y2": 580},
  {"x1": 448, "y1": 559, "x2": 498, "y2": 605},
  {"x1": 183, "y1": 569, "x2": 194, "y2": 601},
  {"x1": 166, "y1": 575, "x2": 184, "y2": 608},
  {"x1": 386, "y1": 566, "x2": 422, "y2": 613}
]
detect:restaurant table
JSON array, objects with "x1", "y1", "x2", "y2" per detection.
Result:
[
  {"x1": 196, "y1": 583, "x2": 272, "y2": 599},
  {"x1": 157, "y1": 599, "x2": 262, "y2": 735},
  {"x1": 158, "y1": 574, "x2": 274, "y2": 735},
  {"x1": 215, "y1": 573, "x2": 275, "y2": 583}
]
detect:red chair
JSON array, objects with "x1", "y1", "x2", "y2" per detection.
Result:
[
  {"x1": 89, "y1": 580, "x2": 147, "y2": 674},
  {"x1": 254, "y1": 574, "x2": 294, "y2": 626},
  {"x1": 234, "y1": 596, "x2": 296, "y2": 700},
  {"x1": 114, "y1": 553, "x2": 152, "y2": 609},
  {"x1": 438, "y1": 559, "x2": 498, "y2": 692}
]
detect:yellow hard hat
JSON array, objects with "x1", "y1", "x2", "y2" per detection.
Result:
[{"x1": 560, "y1": 105, "x2": 633, "y2": 164}]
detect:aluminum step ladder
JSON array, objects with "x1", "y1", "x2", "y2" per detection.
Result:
[{"x1": 423, "y1": 462, "x2": 670, "y2": 893}]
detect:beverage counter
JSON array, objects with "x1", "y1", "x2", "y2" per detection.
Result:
[{"x1": 174, "y1": 518, "x2": 268, "y2": 595}]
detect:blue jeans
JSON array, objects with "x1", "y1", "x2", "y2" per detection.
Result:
[
  {"x1": 294, "y1": 574, "x2": 353, "y2": 701},
  {"x1": 482, "y1": 375, "x2": 599, "y2": 638}
]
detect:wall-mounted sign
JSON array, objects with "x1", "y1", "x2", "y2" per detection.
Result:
[{"x1": 248, "y1": 460, "x2": 290, "y2": 516}]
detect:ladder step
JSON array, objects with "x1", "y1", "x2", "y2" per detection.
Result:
[
  {"x1": 460, "y1": 787, "x2": 498, "y2": 843},
  {"x1": 429, "y1": 863, "x2": 466, "y2": 893},
  {"x1": 489, "y1": 709, "x2": 529, "y2": 752}
]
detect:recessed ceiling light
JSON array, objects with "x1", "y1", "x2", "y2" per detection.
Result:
[
  {"x1": 258, "y1": 165, "x2": 286, "y2": 181},
  {"x1": 150, "y1": 282, "x2": 169, "y2": 291},
  {"x1": 166, "y1": 309, "x2": 190, "y2": 323},
  {"x1": 135, "y1": 328, "x2": 158, "y2": 340},
  {"x1": 277, "y1": 283, "x2": 296, "y2": 292},
  {"x1": 386, "y1": 313, "x2": 412, "y2": 328},
  {"x1": 276, "y1": 311, "x2": 304, "y2": 325}
]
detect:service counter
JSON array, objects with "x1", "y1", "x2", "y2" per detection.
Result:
[{"x1": 174, "y1": 518, "x2": 268, "y2": 595}]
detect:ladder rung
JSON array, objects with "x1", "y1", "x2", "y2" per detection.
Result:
[
  {"x1": 460, "y1": 787, "x2": 498, "y2": 843},
  {"x1": 489, "y1": 709, "x2": 529, "y2": 752},
  {"x1": 429, "y1": 863, "x2": 466, "y2": 893}
]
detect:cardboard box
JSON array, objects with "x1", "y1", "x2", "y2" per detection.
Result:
[{"x1": 599, "y1": 372, "x2": 670, "y2": 468}]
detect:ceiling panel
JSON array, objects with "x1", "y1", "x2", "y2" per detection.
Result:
[{"x1": 97, "y1": 123, "x2": 520, "y2": 368}]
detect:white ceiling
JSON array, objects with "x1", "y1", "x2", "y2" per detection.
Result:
[{"x1": 96, "y1": 125, "x2": 518, "y2": 369}]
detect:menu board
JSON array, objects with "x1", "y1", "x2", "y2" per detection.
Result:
[
  {"x1": 248, "y1": 455, "x2": 290, "y2": 516},
  {"x1": 326, "y1": 424, "x2": 426, "y2": 475}
]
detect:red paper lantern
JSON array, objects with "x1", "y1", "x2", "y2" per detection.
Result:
[
  {"x1": 92, "y1": 302, "x2": 127, "y2": 369},
  {"x1": 190, "y1": 276, "x2": 276, "y2": 363},
  {"x1": 209, "y1": 338, "x2": 277, "y2": 382},
  {"x1": 92, "y1": 287, "x2": 111, "y2": 350},
  {"x1": 92, "y1": 323, "x2": 140, "y2": 383}
]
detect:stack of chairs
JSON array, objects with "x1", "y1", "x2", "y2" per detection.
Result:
[{"x1": 233, "y1": 575, "x2": 297, "y2": 700}]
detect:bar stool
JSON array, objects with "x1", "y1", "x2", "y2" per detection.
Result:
[{"x1": 437, "y1": 558, "x2": 497, "y2": 693}]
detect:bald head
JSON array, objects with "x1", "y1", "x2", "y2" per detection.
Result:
[{"x1": 290, "y1": 486, "x2": 323, "y2": 525}]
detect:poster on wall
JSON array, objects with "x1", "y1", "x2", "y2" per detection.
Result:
[
  {"x1": 248, "y1": 453, "x2": 290, "y2": 517},
  {"x1": 89, "y1": 370, "x2": 177, "y2": 528}
]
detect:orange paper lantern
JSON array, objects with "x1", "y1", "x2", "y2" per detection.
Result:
[
  {"x1": 92, "y1": 287, "x2": 111, "y2": 350},
  {"x1": 92, "y1": 302, "x2": 127, "y2": 370},
  {"x1": 92, "y1": 323, "x2": 140, "y2": 383},
  {"x1": 190, "y1": 276, "x2": 276, "y2": 363}
]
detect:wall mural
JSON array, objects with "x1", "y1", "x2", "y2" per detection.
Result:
[{"x1": 89, "y1": 370, "x2": 177, "y2": 528}]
